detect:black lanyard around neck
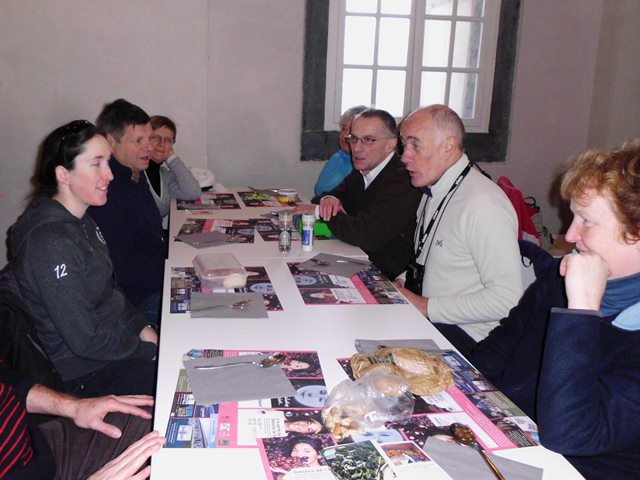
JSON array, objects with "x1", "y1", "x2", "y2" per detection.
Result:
[{"x1": 414, "y1": 163, "x2": 472, "y2": 260}]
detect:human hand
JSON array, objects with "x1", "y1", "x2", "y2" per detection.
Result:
[
  {"x1": 560, "y1": 251, "x2": 608, "y2": 310},
  {"x1": 139, "y1": 326, "x2": 158, "y2": 345},
  {"x1": 319, "y1": 197, "x2": 345, "y2": 221},
  {"x1": 393, "y1": 279, "x2": 429, "y2": 316},
  {"x1": 71, "y1": 395, "x2": 154, "y2": 438},
  {"x1": 87, "y1": 430, "x2": 165, "y2": 480},
  {"x1": 161, "y1": 148, "x2": 175, "y2": 164}
]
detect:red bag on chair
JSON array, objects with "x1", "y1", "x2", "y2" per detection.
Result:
[{"x1": 497, "y1": 176, "x2": 541, "y2": 246}]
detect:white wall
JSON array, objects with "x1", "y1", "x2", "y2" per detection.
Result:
[
  {"x1": 1, "y1": 0, "x2": 639, "y2": 262},
  {"x1": 206, "y1": 0, "x2": 322, "y2": 193},
  {"x1": 0, "y1": 0, "x2": 210, "y2": 262},
  {"x1": 483, "y1": 0, "x2": 640, "y2": 234},
  {"x1": 589, "y1": 0, "x2": 640, "y2": 148},
  {"x1": 482, "y1": 0, "x2": 604, "y2": 234}
]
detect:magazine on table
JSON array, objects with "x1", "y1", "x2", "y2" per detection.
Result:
[
  {"x1": 336, "y1": 350, "x2": 539, "y2": 453},
  {"x1": 165, "y1": 349, "x2": 328, "y2": 450},
  {"x1": 288, "y1": 262, "x2": 406, "y2": 306},
  {"x1": 253, "y1": 217, "x2": 301, "y2": 242},
  {"x1": 176, "y1": 192, "x2": 240, "y2": 210},
  {"x1": 176, "y1": 218, "x2": 256, "y2": 244},
  {"x1": 238, "y1": 190, "x2": 302, "y2": 207},
  {"x1": 321, "y1": 439, "x2": 434, "y2": 480},
  {"x1": 170, "y1": 266, "x2": 282, "y2": 313}
]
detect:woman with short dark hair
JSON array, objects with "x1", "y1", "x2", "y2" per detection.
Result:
[{"x1": 146, "y1": 115, "x2": 200, "y2": 227}]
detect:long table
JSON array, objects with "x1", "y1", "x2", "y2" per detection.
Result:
[{"x1": 151, "y1": 190, "x2": 583, "y2": 479}]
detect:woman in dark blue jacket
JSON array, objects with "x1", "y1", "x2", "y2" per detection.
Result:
[{"x1": 470, "y1": 141, "x2": 640, "y2": 479}]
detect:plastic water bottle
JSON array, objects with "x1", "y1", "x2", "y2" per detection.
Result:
[
  {"x1": 278, "y1": 211, "x2": 293, "y2": 253},
  {"x1": 301, "y1": 213, "x2": 315, "y2": 252}
]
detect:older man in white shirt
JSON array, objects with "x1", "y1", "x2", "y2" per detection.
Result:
[{"x1": 396, "y1": 104, "x2": 523, "y2": 355}]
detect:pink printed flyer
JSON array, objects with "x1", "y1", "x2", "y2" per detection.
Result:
[
  {"x1": 335, "y1": 350, "x2": 539, "y2": 452},
  {"x1": 170, "y1": 266, "x2": 283, "y2": 313},
  {"x1": 165, "y1": 349, "x2": 329, "y2": 450},
  {"x1": 288, "y1": 262, "x2": 406, "y2": 306},
  {"x1": 176, "y1": 218, "x2": 256, "y2": 243},
  {"x1": 176, "y1": 192, "x2": 240, "y2": 210}
]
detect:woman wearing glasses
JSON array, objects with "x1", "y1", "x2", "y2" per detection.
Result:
[
  {"x1": 146, "y1": 115, "x2": 200, "y2": 227},
  {"x1": 9, "y1": 120, "x2": 157, "y2": 397}
]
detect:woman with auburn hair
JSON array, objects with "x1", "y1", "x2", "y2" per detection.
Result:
[{"x1": 469, "y1": 141, "x2": 640, "y2": 479}]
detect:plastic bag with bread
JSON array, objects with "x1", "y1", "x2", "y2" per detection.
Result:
[{"x1": 350, "y1": 347, "x2": 454, "y2": 396}]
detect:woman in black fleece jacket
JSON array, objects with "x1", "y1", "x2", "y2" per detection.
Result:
[{"x1": 9, "y1": 120, "x2": 157, "y2": 397}]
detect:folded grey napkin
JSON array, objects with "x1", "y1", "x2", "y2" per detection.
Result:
[
  {"x1": 354, "y1": 338, "x2": 440, "y2": 354},
  {"x1": 422, "y1": 437, "x2": 543, "y2": 480},
  {"x1": 175, "y1": 230, "x2": 230, "y2": 248},
  {"x1": 189, "y1": 292, "x2": 268, "y2": 318},
  {"x1": 183, "y1": 354, "x2": 296, "y2": 405},
  {"x1": 298, "y1": 253, "x2": 370, "y2": 278}
]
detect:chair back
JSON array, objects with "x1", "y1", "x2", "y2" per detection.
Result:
[{"x1": 0, "y1": 264, "x2": 63, "y2": 390}]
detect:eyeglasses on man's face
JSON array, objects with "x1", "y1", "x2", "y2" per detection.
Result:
[
  {"x1": 149, "y1": 134, "x2": 174, "y2": 145},
  {"x1": 345, "y1": 134, "x2": 394, "y2": 146}
]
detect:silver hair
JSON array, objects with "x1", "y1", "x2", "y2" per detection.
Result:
[{"x1": 339, "y1": 105, "x2": 369, "y2": 128}]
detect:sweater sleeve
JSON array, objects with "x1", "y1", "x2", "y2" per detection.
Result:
[
  {"x1": 23, "y1": 226, "x2": 156, "y2": 361},
  {"x1": 326, "y1": 163, "x2": 420, "y2": 252},
  {"x1": 468, "y1": 265, "x2": 560, "y2": 390},
  {"x1": 537, "y1": 310, "x2": 640, "y2": 456},
  {"x1": 428, "y1": 193, "x2": 524, "y2": 324},
  {"x1": 164, "y1": 155, "x2": 201, "y2": 201},
  {"x1": 468, "y1": 283, "x2": 540, "y2": 384}
]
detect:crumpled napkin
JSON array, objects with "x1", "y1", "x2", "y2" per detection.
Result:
[
  {"x1": 183, "y1": 354, "x2": 296, "y2": 405},
  {"x1": 422, "y1": 437, "x2": 543, "y2": 480},
  {"x1": 175, "y1": 230, "x2": 230, "y2": 248}
]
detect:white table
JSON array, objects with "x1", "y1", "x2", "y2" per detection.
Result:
[{"x1": 151, "y1": 192, "x2": 583, "y2": 479}]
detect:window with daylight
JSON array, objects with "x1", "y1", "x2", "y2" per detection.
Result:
[
  {"x1": 301, "y1": 0, "x2": 520, "y2": 163},
  {"x1": 325, "y1": 0, "x2": 501, "y2": 132}
]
